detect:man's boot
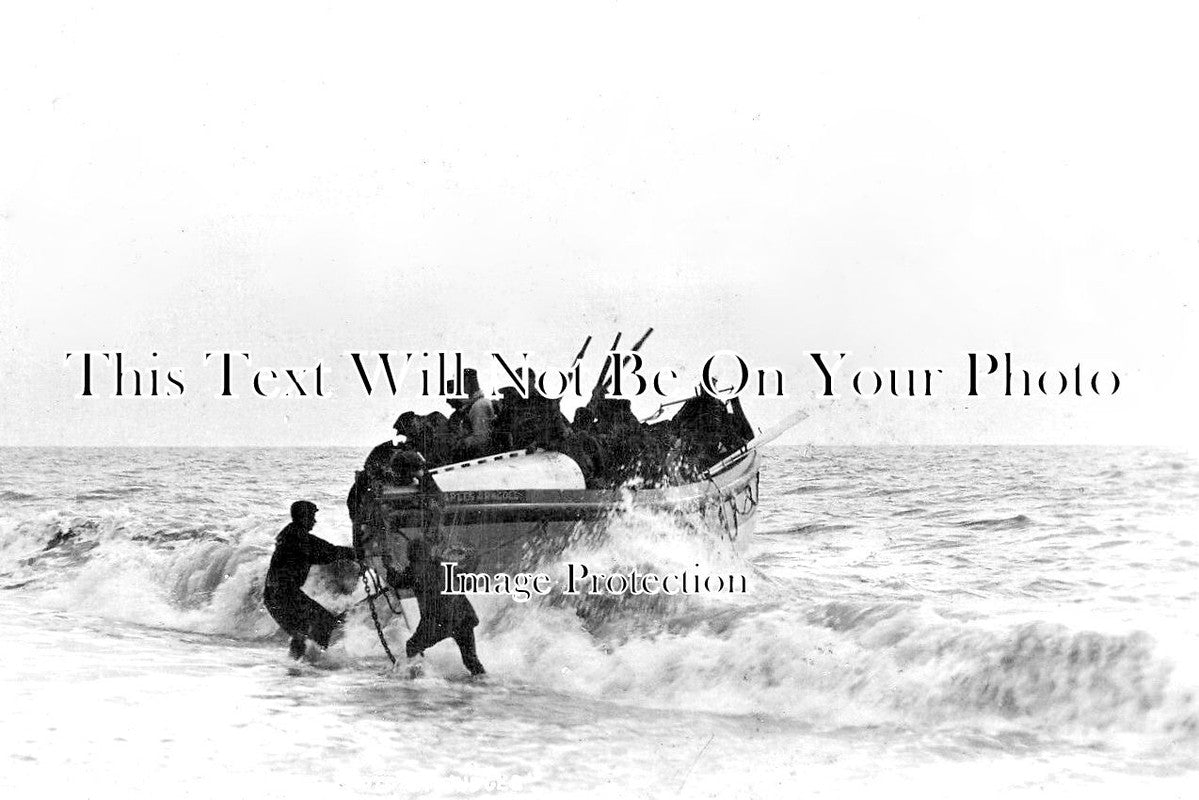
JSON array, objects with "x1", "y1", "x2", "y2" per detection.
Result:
[{"x1": 288, "y1": 637, "x2": 307, "y2": 660}]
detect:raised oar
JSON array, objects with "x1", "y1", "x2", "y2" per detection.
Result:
[
  {"x1": 592, "y1": 327, "x2": 654, "y2": 402},
  {"x1": 572, "y1": 335, "x2": 593, "y2": 367},
  {"x1": 624, "y1": 327, "x2": 654, "y2": 360},
  {"x1": 588, "y1": 332, "x2": 623, "y2": 406}
]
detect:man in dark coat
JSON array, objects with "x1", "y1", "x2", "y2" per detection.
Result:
[
  {"x1": 673, "y1": 393, "x2": 755, "y2": 477},
  {"x1": 346, "y1": 418, "x2": 406, "y2": 525},
  {"x1": 497, "y1": 369, "x2": 568, "y2": 451},
  {"x1": 264, "y1": 500, "x2": 357, "y2": 659},
  {"x1": 386, "y1": 537, "x2": 485, "y2": 676},
  {"x1": 395, "y1": 410, "x2": 453, "y2": 468}
]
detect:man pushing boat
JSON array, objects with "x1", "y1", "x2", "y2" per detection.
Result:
[
  {"x1": 264, "y1": 500, "x2": 358, "y2": 659},
  {"x1": 386, "y1": 537, "x2": 486, "y2": 677}
]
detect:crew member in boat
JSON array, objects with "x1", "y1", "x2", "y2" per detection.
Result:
[
  {"x1": 587, "y1": 394, "x2": 646, "y2": 486},
  {"x1": 263, "y1": 500, "x2": 357, "y2": 659},
  {"x1": 572, "y1": 406, "x2": 595, "y2": 432},
  {"x1": 671, "y1": 393, "x2": 754, "y2": 479},
  {"x1": 395, "y1": 410, "x2": 452, "y2": 467},
  {"x1": 447, "y1": 394, "x2": 472, "y2": 447},
  {"x1": 346, "y1": 414, "x2": 409, "y2": 525},
  {"x1": 451, "y1": 368, "x2": 497, "y2": 460},
  {"x1": 386, "y1": 537, "x2": 486, "y2": 676},
  {"x1": 494, "y1": 369, "x2": 568, "y2": 451},
  {"x1": 561, "y1": 412, "x2": 605, "y2": 487},
  {"x1": 390, "y1": 449, "x2": 427, "y2": 486}
]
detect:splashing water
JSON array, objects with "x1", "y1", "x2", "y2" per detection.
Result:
[{"x1": 2, "y1": 445, "x2": 1197, "y2": 797}]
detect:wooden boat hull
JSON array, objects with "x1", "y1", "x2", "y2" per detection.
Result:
[{"x1": 352, "y1": 449, "x2": 760, "y2": 576}]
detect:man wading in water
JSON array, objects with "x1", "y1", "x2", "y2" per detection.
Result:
[
  {"x1": 264, "y1": 500, "x2": 357, "y2": 659},
  {"x1": 387, "y1": 537, "x2": 486, "y2": 677}
]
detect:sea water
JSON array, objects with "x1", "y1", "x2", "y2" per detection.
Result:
[{"x1": 0, "y1": 446, "x2": 1196, "y2": 798}]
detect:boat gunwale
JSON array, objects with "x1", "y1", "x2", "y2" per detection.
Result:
[{"x1": 374, "y1": 448, "x2": 759, "y2": 513}]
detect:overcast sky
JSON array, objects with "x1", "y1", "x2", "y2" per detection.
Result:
[{"x1": 1, "y1": 2, "x2": 1196, "y2": 446}]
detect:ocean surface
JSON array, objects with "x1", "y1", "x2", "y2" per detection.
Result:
[{"x1": 1, "y1": 446, "x2": 1197, "y2": 798}]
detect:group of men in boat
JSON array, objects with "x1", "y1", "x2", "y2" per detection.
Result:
[{"x1": 352, "y1": 365, "x2": 756, "y2": 495}]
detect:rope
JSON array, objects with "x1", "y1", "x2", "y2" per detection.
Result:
[
  {"x1": 698, "y1": 469, "x2": 760, "y2": 543},
  {"x1": 354, "y1": 482, "x2": 427, "y2": 668},
  {"x1": 361, "y1": 570, "x2": 397, "y2": 665}
]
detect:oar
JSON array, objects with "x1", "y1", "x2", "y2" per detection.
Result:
[
  {"x1": 571, "y1": 335, "x2": 593, "y2": 366},
  {"x1": 588, "y1": 332, "x2": 623, "y2": 406},
  {"x1": 591, "y1": 327, "x2": 655, "y2": 403},
  {"x1": 624, "y1": 327, "x2": 654, "y2": 362},
  {"x1": 703, "y1": 408, "x2": 810, "y2": 476}
]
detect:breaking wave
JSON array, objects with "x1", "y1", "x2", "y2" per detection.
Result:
[
  {"x1": 0, "y1": 507, "x2": 348, "y2": 640},
  {"x1": 463, "y1": 508, "x2": 1197, "y2": 739},
  {"x1": 1, "y1": 500, "x2": 1195, "y2": 742}
]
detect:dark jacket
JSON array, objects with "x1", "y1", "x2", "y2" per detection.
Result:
[
  {"x1": 363, "y1": 441, "x2": 401, "y2": 480},
  {"x1": 265, "y1": 523, "x2": 355, "y2": 594},
  {"x1": 387, "y1": 558, "x2": 479, "y2": 638}
]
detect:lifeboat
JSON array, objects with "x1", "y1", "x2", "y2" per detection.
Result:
[{"x1": 352, "y1": 445, "x2": 761, "y2": 579}]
